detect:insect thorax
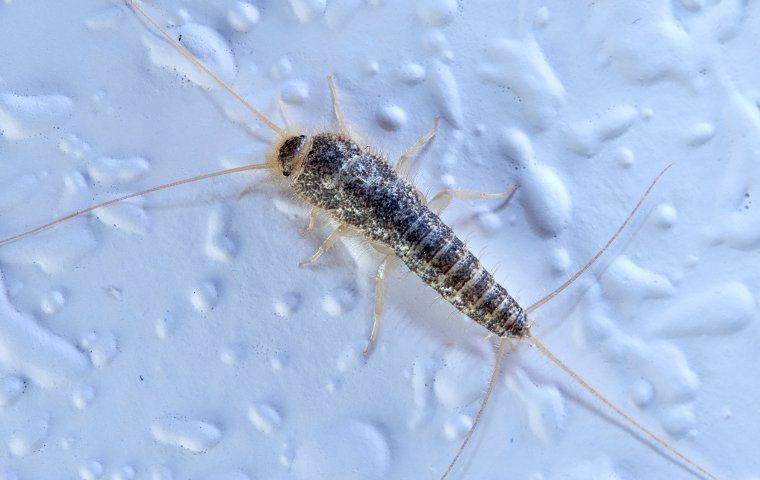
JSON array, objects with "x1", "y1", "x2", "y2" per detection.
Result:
[{"x1": 292, "y1": 133, "x2": 424, "y2": 243}]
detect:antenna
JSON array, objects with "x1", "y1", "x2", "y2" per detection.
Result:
[
  {"x1": 0, "y1": 163, "x2": 270, "y2": 248},
  {"x1": 124, "y1": 0, "x2": 286, "y2": 138}
]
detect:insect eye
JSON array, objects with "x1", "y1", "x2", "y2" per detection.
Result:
[{"x1": 278, "y1": 135, "x2": 307, "y2": 177}]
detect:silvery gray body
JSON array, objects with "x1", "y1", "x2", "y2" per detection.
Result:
[
  {"x1": 0, "y1": 5, "x2": 718, "y2": 479},
  {"x1": 280, "y1": 132, "x2": 528, "y2": 338}
]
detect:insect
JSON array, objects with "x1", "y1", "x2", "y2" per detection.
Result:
[{"x1": 0, "y1": 1, "x2": 731, "y2": 479}]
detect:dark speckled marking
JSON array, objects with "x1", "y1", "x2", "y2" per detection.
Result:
[
  {"x1": 462, "y1": 270, "x2": 495, "y2": 307},
  {"x1": 404, "y1": 216, "x2": 435, "y2": 247},
  {"x1": 285, "y1": 132, "x2": 529, "y2": 338},
  {"x1": 445, "y1": 254, "x2": 479, "y2": 292},
  {"x1": 417, "y1": 226, "x2": 451, "y2": 264},
  {"x1": 430, "y1": 237, "x2": 466, "y2": 274},
  {"x1": 278, "y1": 135, "x2": 307, "y2": 177},
  {"x1": 478, "y1": 285, "x2": 508, "y2": 317}
]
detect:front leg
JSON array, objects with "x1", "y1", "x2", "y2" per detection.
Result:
[
  {"x1": 299, "y1": 207, "x2": 319, "y2": 237},
  {"x1": 327, "y1": 75, "x2": 349, "y2": 135},
  {"x1": 298, "y1": 224, "x2": 347, "y2": 267}
]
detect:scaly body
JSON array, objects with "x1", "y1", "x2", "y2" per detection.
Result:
[
  {"x1": 0, "y1": 3, "x2": 718, "y2": 478},
  {"x1": 283, "y1": 132, "x2": 528, "y2": 338}
]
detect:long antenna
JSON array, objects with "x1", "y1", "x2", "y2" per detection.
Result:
[
  {"x1": 441, "y1": 337, "x2": 510, "y2": 480},
  {"x1": 124, "y1": 0, "x2": 286, "y2": 138},
  {"x1": 443, "y1": 164, "x2": 682, "y2": 478},
  {"x1": 0, "y1": 162, "x2": 270, "y2": 248},
  {"x1": 526, "y1": 163, "x2": 673, "y2": 314},
  {"x1": 529, "y1": 334, "x2": 719, "y2": 480}
]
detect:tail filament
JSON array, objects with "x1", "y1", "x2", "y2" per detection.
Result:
[{"x1": 529, "y1": 334, "x2": 718, "y2": 480}]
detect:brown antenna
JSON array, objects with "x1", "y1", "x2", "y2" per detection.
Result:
[
  {"x1": 124, "y1": 0, "x2": 286, "y2": 138},
  {"x1": 0, "y1": 163, "x2": 270, "y2": 248}
]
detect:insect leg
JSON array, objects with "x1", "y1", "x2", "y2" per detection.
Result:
[
  {"x1": 395, "y1": 117, "x2": 440, "y2": 179},
  {"x1": 299, "y1": 208, "x2": 319, "y2": 237},
  {"x1": 327, "y1": 75, "x2": 349, "y2": 135},
  {"x1": 428, "y1": 184, "x2": 518, "y2": 215},
  {"x1": 235, "y1": 174, "x2": 273, "y2": 201},
  {"x1": 363, "y1": 254, "x2": 400, "y2": 356},
  {"x1": 298, "y1": 224, "x2": 348, "y2": 267},
  {"x1": 236, "y1": 185, "x2": 257, "y2": 200},
  {"x1": 277, "y1": 97, "x2": 292, "y2": 130},
  {"x1": 441, "y1": 337, "x2": 512, "y2": 480}
]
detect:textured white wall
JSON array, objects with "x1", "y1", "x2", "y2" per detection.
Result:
[{"x1": 0, "y1": 1, "x2": 758, "y2": 479}]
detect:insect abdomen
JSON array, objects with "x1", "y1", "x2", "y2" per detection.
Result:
[{"x1": 395, "y1": 210, "x2": 528, "y2": 337}]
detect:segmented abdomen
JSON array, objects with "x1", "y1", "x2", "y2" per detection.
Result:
[
  {"x1": 293, "y1": 133, "x2": 529, "y2": 338},
  {"x1": 393, "y1": 209, "x2": 528, "y2": 337}
]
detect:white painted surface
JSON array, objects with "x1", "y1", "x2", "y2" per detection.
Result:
[{"x1": 0, "y1": 1, "x2": 758, "y2": 479}]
